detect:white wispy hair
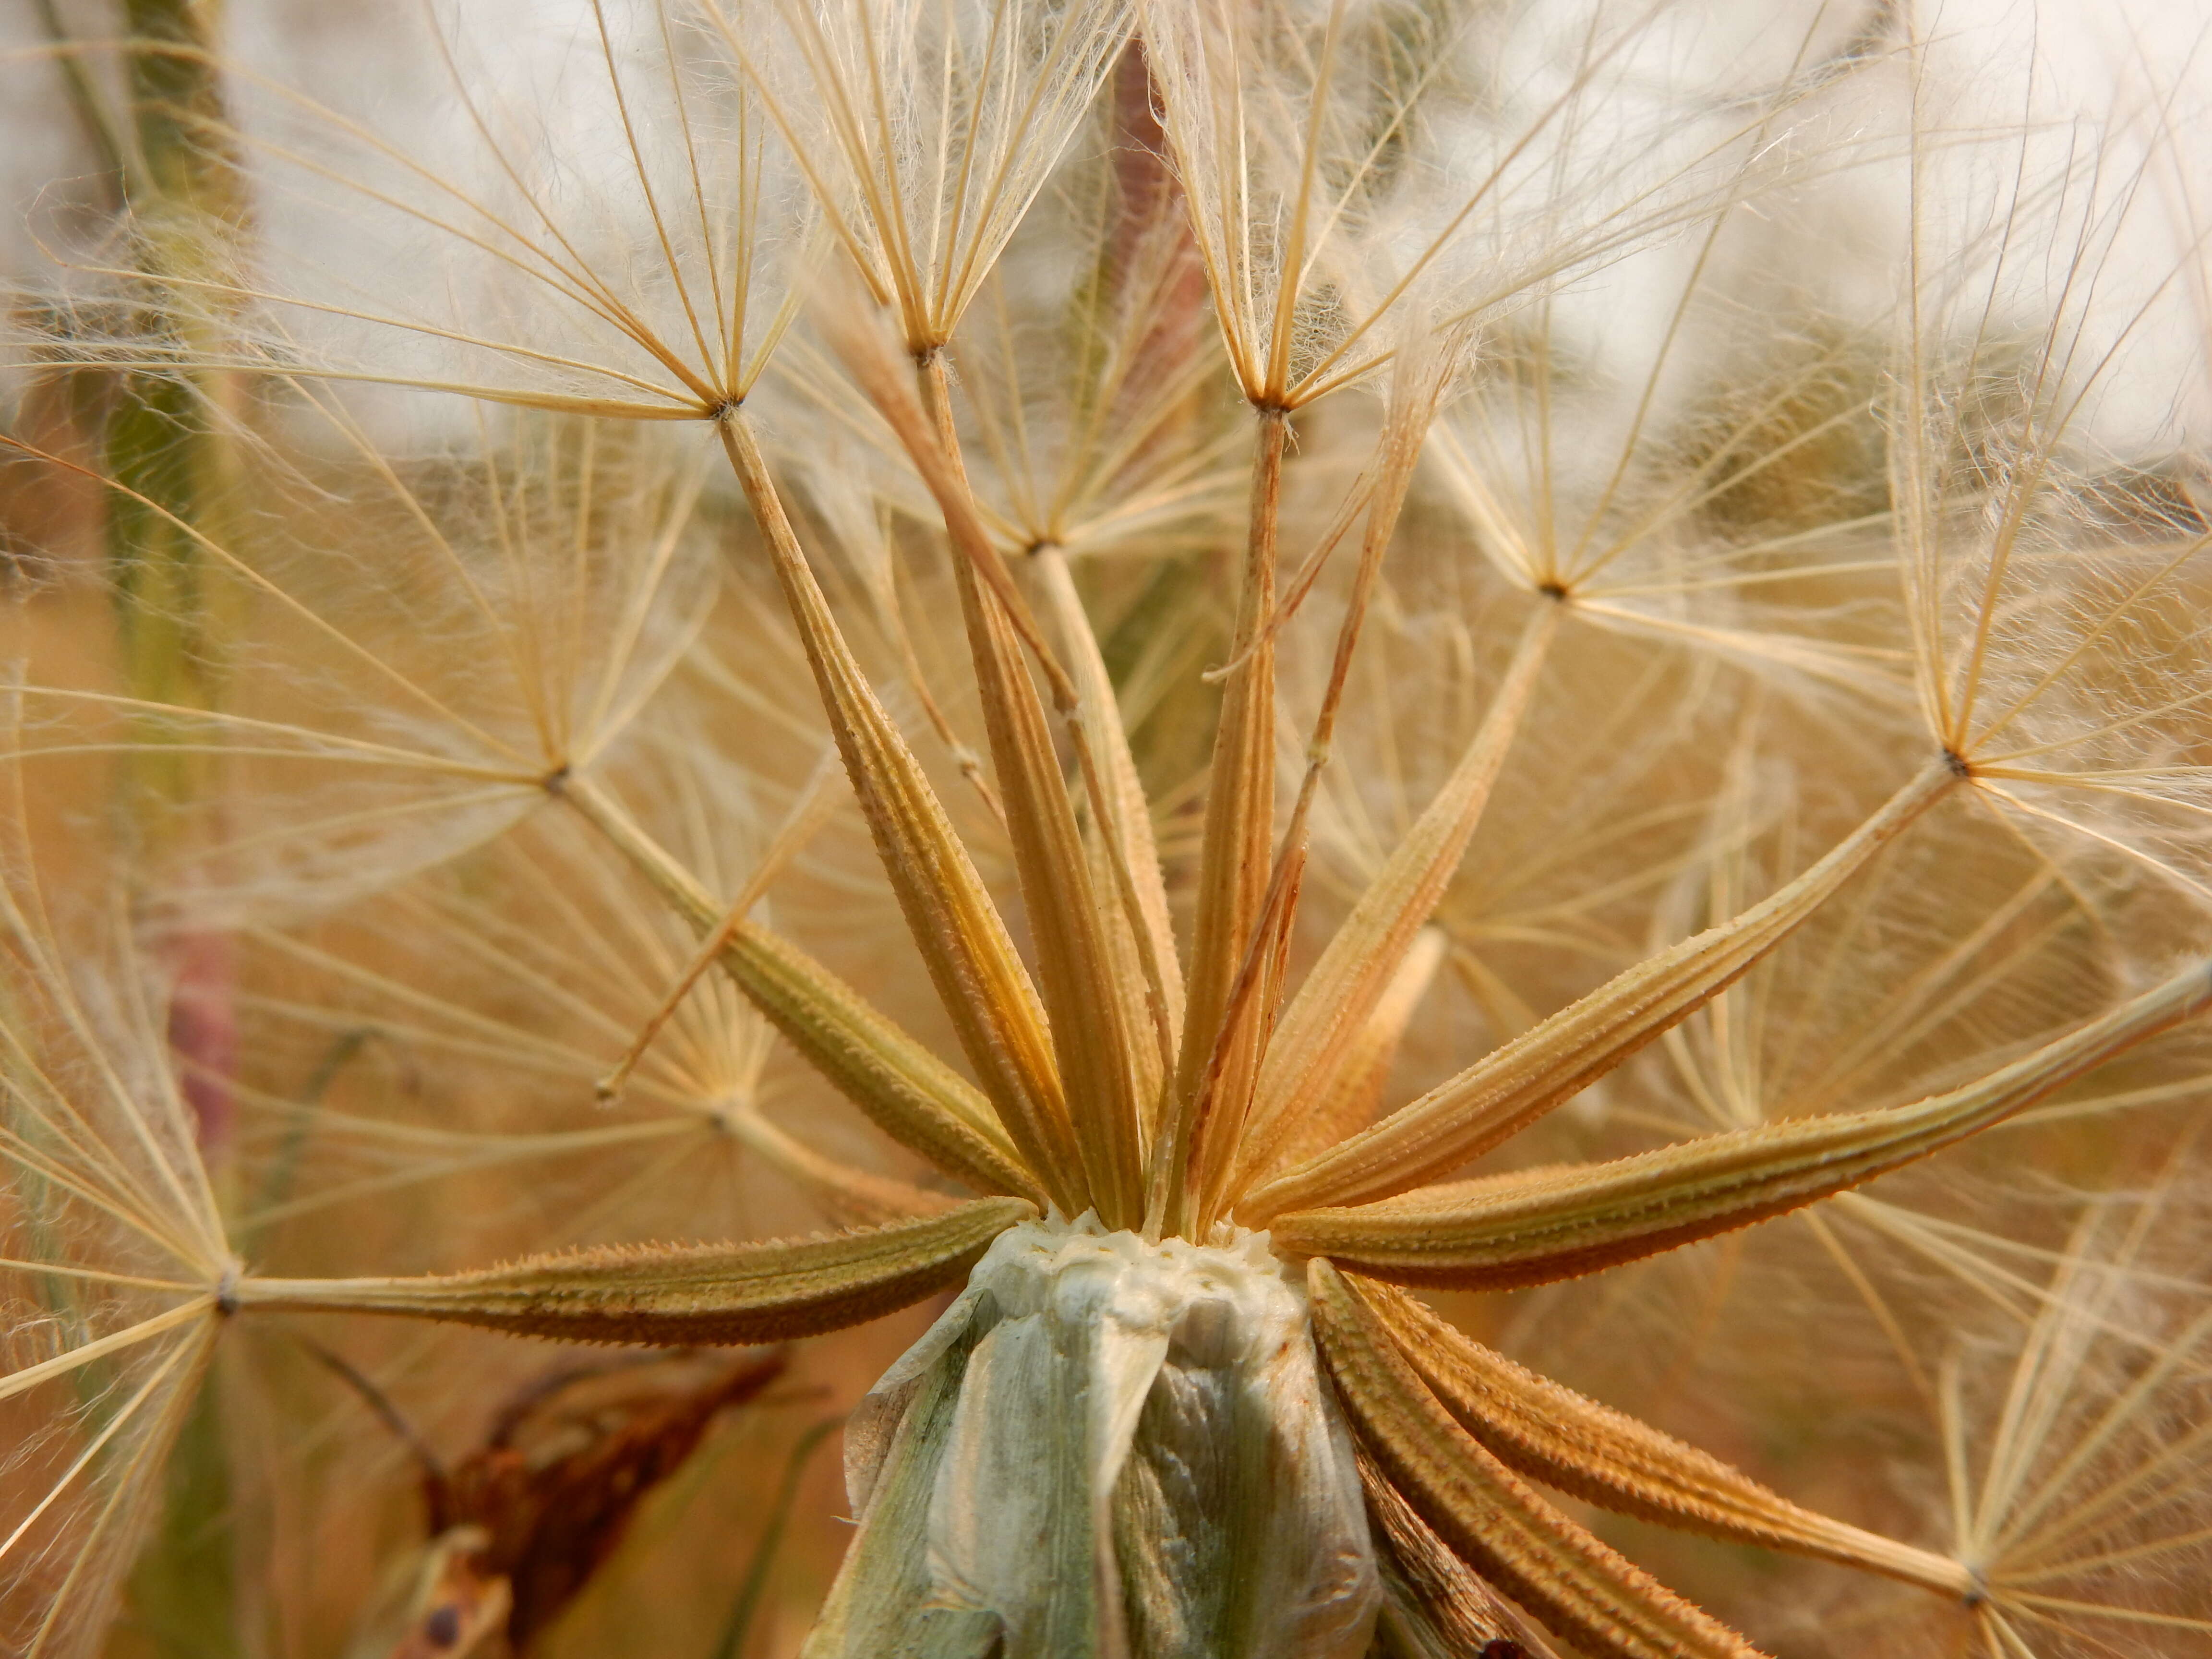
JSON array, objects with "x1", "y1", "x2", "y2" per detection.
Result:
[
  {"x1": 8, "y1": 395, "x2": 718, "y2": 925},
  {"x1": 0, "y1": 816, "x2": 226, "y2": 1659},
  {"x1": 1137, "y1": 0, "x2": 1857, "y2": 413},
  {"x1": 707, "y1": 0, "x2": 1139, "y2": 355},
  {"x1": 1891, "y1": 55, "x2": 2212, "y2": 914},
  {"x1": 16, "y1": 0, "x2": 814, "y2": 422}
]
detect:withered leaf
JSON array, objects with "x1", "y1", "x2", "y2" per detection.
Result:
[
  {"x1": 370, "y1": 1351, "x2": 790, "y2": 1657},
  {"x1": 430, "y1": 1350, "x2": 788, "y2": 1651}
]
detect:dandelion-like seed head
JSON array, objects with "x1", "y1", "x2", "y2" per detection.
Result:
[{"x1": 6, "y1": 0, "x2": 2212, "y2": 1655}]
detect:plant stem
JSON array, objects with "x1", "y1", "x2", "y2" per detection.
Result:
[{"x1": 1146, "y1": 405, "x2": 1287, "y2": 1239}]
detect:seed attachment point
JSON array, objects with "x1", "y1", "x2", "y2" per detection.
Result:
[{"x1": 1960, "y1": 1562, "x2": 1990, "y2": 1608}]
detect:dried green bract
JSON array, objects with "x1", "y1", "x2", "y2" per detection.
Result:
[{"x1": 811, "y1": 1215, "x2": 1374, "y2": 1658}]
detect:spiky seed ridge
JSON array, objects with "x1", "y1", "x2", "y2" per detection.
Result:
[
  {"x1": 236, "y1": 1197, "x2": 1035, "y2": 1345},
  {"x1": 1246, "y1": 757, "x2": 1964, "y2": 1218},
  {"x1": 1310, "y1": 1259, "x2": 1769, "y2": 1659},
  {"x1": 1353, "y1": 1275, "x2": 1975, "y2": 1595},
  {"x1": 1270, "y1": 958, "x2": 2212, "y2": 1285}
]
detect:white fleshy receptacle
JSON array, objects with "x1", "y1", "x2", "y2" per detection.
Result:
[{"x1": 804, "y1": 1214, "x2": 1380, "y2": 1659}]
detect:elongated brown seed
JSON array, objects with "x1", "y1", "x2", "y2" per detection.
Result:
[
  {"x1": 1273, "y1": 961, "x2": 2212, "y2": 1286},
  {"x1": 1351, "y1": 1274, "x2": 1974, "y2": 1595},
  {"x1": 239, "y1": 1197, "x2": 1034, "y2": 1346},
  {"x1": 1309, "y1": 1259, "x2": 1770, "y2": 1659}
]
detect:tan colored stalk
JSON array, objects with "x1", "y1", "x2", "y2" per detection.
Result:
[
  {"x1": 1273, "y1": 958, "x2": 2212, "y2": 1283},
  {"x1": 596, "y1": 745, "x2": 844, "y2": 1101},
  {"x1": 1358, "y1": 1278, "x2": 1976, "y2": 1595},
  {"x1": 1238, "y1": 604, "x2": 1559, "y2": 1190},
  {"x1": 1246, "y1": 757, "x2": 1963, "y2": 1218},
  {"x1": 1310, "y1": 1260, "x2": 1769, "y2": 1659},
  {"x1": 1189, "y1": 344, "x2": 1477, "y2": 1232},
  {"x1": 1146, "y1": 406, "x2": 1289, "y2": 1238},
  {"x1": 1277, "y1": 926, "x2": 1451, "y2": 1172},
  {"x1": 1034, "y1": 544, "x2": 1186, "y2": 1110},
  {"x1": 717, "y1": 413, "x2": 1086, "y2": 1212},
  {"x1": 238, "y1": 1197, "x2": 1034, "y2": 1344},
  {"x1": 826, "y1": 315, "x2": 1176, "y2": 1221},
  {"x1": 719, "y1": 1106, "x2": 958, "y2": 1227},
  {"x1": 557, "y1": 773, "x2": 1041, "y2": 1207},
  {"x1": 912, "y1": 352, "x2": 1148, "y2": 1225}
]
